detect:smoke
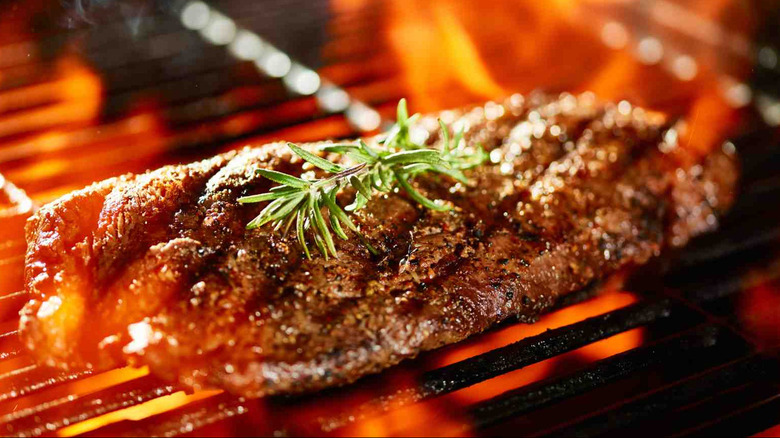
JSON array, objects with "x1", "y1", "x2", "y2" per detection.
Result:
[{"x1": 61, "y1": 0, "x2": 160, "y2": 34}]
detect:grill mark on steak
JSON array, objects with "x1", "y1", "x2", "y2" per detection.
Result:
[
  {"x1": 335, "y1": 108, "x2": 668, "y2": 361},
  {"x1": 366, "y1": 97, "x2": 600, "y2": 295},
  {"x1": 91, "y1": 154, "x2": 232, "y2": 289},
  {"x1": 20, "y1": 93, "x2": 738, "y2": 397}
]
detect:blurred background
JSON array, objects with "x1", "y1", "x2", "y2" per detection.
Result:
[
  {"x1": 1, "y1": 1, "x2": 780, "y2": 436},
  {"x1": 0, "y1": 0, "x2": 777, "y2": 202}
]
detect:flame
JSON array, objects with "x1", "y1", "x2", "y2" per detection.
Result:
[
  {"x1": 437, "y1": 290, "x2": 637, "y2": 367},
  {"x1": 0, "y1": 56, "x2": 102, "y2": 138},
  {"x1": 2, "y1": 112, "x2": 169, "y2": 195},
  {"x1": 0, "y1": 366, "x2": 148, "y2": 431},
  {"x1": 385, "y1": 0, "x2": 509, "y2": 110},
  {"x1": 442, "y1": 291, "x2": 643, "y2": 406},
  {"x1": 383, "y1": 0, "x2": 749, "y2": 153},
  {"x1": 739, "y1": 280, "x2": 780, "y2": 347},
  {"x1": 384, "y1": 0, "x2": 586, "y2": 110},
  {"x1": 346, "y1": 396, "x2": 470, "y2": 437},
  {"x1": 0, "y1": 83, "x2": 172, "y2": 200},
  {"x1": 0, "y1": 45, "x2": 178, "y2": 434},
  {"x1": 56, "y1": 388, "x2": 223, "y2": 437},
  {"x1": 675, "y1": 88, "x2": 739, "y2": 158},
  {"x1": 331, "y1": 288, "x2": 644, "y2": 437},
  {"x1": 755, "y1": 424, "x2": 780, "y2": 437},
  {"x1": 348, "y1": 403, "x2": 471, "y2": 437}
]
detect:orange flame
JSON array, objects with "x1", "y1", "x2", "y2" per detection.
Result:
[
  {"x1": 383, "y1": 0, "x2": 749, "y2": 154},
  {"x1": 442, "y1": 290, "x2": 643, "y2": 406},
  {"x1": 0, "y1": 56, "x2": 102, "y2": 139},
  {"x1": 57, "y1": 386, "x2": 222, "y2": 437},
  {"x1": 386, "y1": 0, "x2": 506, "y2": 110},
  {"x1": 347, "y1": 398, "x2": 471, "y2": 437},
  {"x1": 0, "y1": 55, "x2": 175, "y2": 202}
]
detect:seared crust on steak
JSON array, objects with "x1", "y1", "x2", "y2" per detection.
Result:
[{"x1": 20, "y1": 93, "x2": 738, "y2": 396}]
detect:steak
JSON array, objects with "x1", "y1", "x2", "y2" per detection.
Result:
[{"x1": 20, "y1": 93, "x2": 738, "y2": 397}]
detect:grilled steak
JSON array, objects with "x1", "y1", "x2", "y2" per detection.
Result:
[{"x1": 20, "y1": 93, "x2": 737, "y2": 397}]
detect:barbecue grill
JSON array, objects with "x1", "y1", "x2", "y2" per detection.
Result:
[{"x1": 1, "y1": 0, "x2": 779, "y2": 436}]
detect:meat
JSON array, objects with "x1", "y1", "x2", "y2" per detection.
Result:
[
  {"x1": 19, "y1": 93, "x2": 738, "y2": 397},
  {"x1": 0, "y1": 173, "x2": 33, "y2": 242},
  {"x1": 0, "y1": 175, "x2": 32, "y2": 294}
]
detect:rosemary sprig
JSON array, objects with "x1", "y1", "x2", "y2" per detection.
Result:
[{"x1": 239, "y1": 99, "x2": 487, "y2": 259}]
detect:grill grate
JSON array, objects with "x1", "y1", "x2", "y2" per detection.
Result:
[{"x1": 0, "y1": 0, "x2": 779, "y2": 436}]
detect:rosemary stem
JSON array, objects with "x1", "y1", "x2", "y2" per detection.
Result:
[{"x1": 242, "y1": 99, "x2": 487, "y2": 258}]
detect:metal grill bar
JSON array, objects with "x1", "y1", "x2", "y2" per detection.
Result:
[
  {"x1": 626, "y1": 380, "x2": 780, "y2": 436},
  {"x1": 0, "y1": 291, "x2": 28, "y2": 323},
  {"x1": 130, "y1": 224, "x2": 780, "y2": 437},
  {"x1": 469, "y1": 324, "x2": 723, "y2": 431},
  {"x1": 0, "y1": 60, "x2": 394, "y2": 168},
  {"x1": 675, "y1": 259, "x2": 780, "y2": 305},
  {"x1": 543, "y1": 355, "x2": 779, "y2": 436},
  {"x1": 676, "y1": 386, "x2": 780, "y2": 436},
  {"x1": 79, "y1": 392, "x2": 242, "y2": 438},
  {"x1": 3, "y1": 376, "x2": 176, "y2": 437},
  {"x1": 0, "y1": 367, "x2": 93, "y2": 404},
  {"x1": 294, "y1": 299, "x2": 680, "y2": 434},
  {"x1": 74, "y1": 299, "x2": 681, "y2": 436},
  {"x1": 418, "y1": 300, "x2": 672, "y2": 398},
  {"x1": 675, "y1": 222, "x2": 780, "y2": 268}
]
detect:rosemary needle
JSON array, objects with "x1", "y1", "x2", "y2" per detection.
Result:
[{"x1": 239, "y1": 99, "x2": 487, "y2": 259}]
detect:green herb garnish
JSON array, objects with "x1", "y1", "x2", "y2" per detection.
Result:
[{"x1": 239, "y1": 99, "x2": 487, "y2": 259}]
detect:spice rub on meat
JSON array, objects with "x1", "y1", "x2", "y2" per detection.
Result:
[{"x1": 20, "y1": 93, "x2": 738, "y2": 397}]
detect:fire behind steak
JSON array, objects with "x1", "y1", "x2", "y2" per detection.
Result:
[{"x1": 20, "y1": 93, "x2": 737, "y2": 397}]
